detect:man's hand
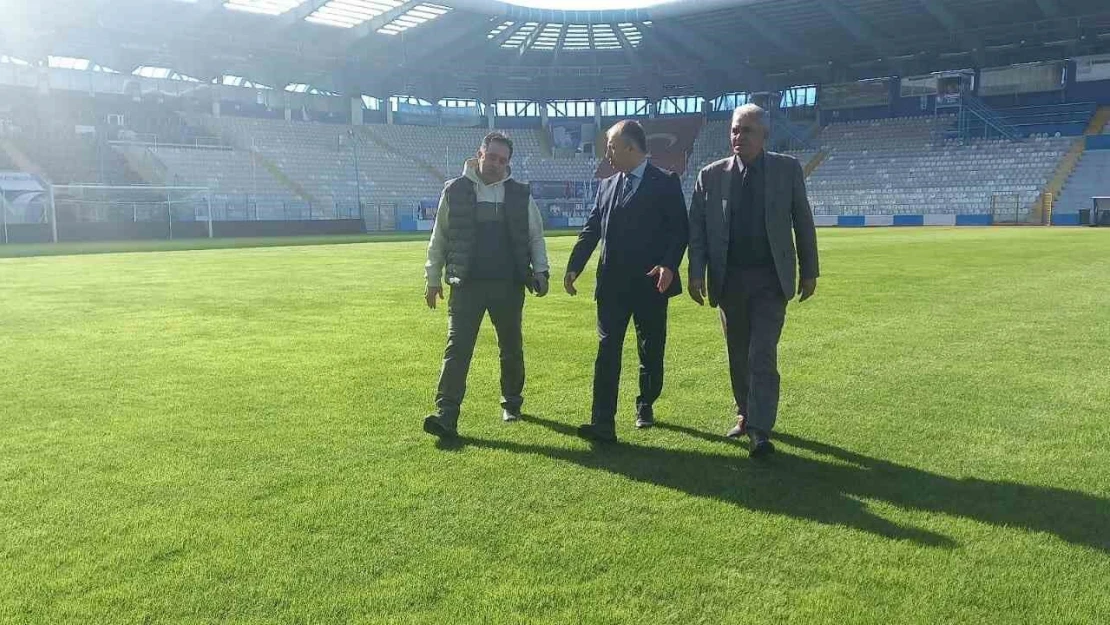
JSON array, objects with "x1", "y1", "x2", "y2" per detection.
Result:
[
  {"x1": 533, "y1": 272, "x2": 550, "y2": 297},
  {"x1": 425, "y1": 285, "x2": 443, "y2": 309},
  {"x1": 647, "y1": 266, "x2": 674, "y2": 294},
  {"x1": 688, "y1": 277, "x2": 707, "y2": 306},
  {"x1": 798, "y1": 278, "x2": 817, "y2": 303},
  {"x1": 564, "y1": 271, "x2": 578, "y2": 296}
]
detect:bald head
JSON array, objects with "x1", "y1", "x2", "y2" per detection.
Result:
[{"x1": 605, "y1": 119, "x2": 648, "y2": 174}]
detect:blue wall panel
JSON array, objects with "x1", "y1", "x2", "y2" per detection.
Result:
[
  {"x1": 955, "y1": 214, "x2": 992, "y2": 226},
  {"x1": 1086, "y1": 135, "x2": 1110, "y2": 150},
  {"x1": 894, "y1": 215, "x2": 925, "y2": 226}
]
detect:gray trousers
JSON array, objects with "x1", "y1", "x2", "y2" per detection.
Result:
[
  {"x1": 719, "y1": 266, "x2": 788, "y2": 434},
  {"x1": 435, "y1": 280, "x2": 526, "y2": 425}
]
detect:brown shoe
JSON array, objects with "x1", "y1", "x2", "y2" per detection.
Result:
[{"x1": 725, "y1": 415, "x2": 747, "y2": 438}]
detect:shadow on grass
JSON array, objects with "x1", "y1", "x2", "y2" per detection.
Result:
[{"x1": 438, "y1": 415, "x2": 1110, "y2": 552}]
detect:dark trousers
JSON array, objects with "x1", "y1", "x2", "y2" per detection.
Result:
[
  {"x1": 591, "y1": 294, "x2": 668, "y2": 431},
  {"x1": 435, "y1": 280, "x2": 525, "y2": 425},
  {"x1": 719, "y1": 266, "x2": 788, "y2": 434}
]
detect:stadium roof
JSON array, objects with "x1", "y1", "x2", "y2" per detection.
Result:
[
  {"x1": 499, "y1": 1, "x2": 670, "y2": 8},
  {"x1": 5, "y1": 0, "x2": 1110, "y2": 102}
]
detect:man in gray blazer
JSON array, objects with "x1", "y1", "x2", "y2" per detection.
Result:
[{"x1": 687, "y1": 104, "x2": 820, "y2": 457}]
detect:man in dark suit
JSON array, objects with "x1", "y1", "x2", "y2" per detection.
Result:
[
  {"x1": 565, "y1": 120, "x2": 689, "y2": 443},
  {"x1": 688, "y1": 104, "x2": 820, "y2": 457}
]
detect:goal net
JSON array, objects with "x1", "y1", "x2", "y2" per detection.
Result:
[{"x1": 50, "y1": 184, "x2": 213, "y2": 240}]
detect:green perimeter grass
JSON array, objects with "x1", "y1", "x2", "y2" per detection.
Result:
[
  {"x1": 0, "y1": 230, "x2": 580, "y2": 259},
  {"x1": 1, "y1": 228, "x2": 1108, "y2": 623}
]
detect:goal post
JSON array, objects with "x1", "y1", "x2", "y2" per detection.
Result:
[
  {"x1": 1093, "y1": 196, "x2": 1110, "y2": 227},
  {"x1": 48, "y1": 184, "x2": 213, "y2": 243}
]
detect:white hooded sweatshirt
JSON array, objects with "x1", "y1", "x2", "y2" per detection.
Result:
[{"x1": 424, "y1": 158, "x2": 550, "y2": 287}]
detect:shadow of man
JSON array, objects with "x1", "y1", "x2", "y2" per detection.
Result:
[{"x1": 440, "y1": 415, "x2": 1110, "y2": 552}]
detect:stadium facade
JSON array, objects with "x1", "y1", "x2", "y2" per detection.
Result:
[{"x1": 2, "y1": 0, "x2": 1110, "y2": 243}]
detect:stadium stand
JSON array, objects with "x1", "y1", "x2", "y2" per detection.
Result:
[
  {"x1": 502, "y1": 129, "x2": 547, "y2": 161},
  {"x1": 0, "y1": 87, "x2": 1101, "y2": 235},
  {"x1": 1, "y1": 111, "x2": 142, "y2": 186},
  {"x1": 805, "y1": 116, "x2": 1072, "y2": 215},
  {"x1": 0, "y1": 91, "x2": 147, "y2": 186},
  {"x1": 185, "y1": 114, "x2": 446, "y2": 214},
  {"x1": 183, "y1": 113, "x2": 598, "y2": 219},
  {"x1": 681, "y1": 118, "x2": 816, "y2": 202},
  {"x1": 515, "y1": 155, "x2": 599, "y2": 185},
  {"x1": 1053, "y1": 151, "x2": 1110, "y2": 215},
  {"x1": 360, "y1": 122, "x2": 588, "y2": 188},
  {"x1": 993, "y1": 102, "x2": 1097, "y2": 137},
  {"x1": 150, "y1": 145, "x2": 303, "y2": 219},
  {"x1": 4, "y1": 74, "x2": 1087, "y2": 229},
  {"x1": 14, "y1": 129, "x2": 142, "y2": 186},
  {"x1": 683, "y1": 118, "x2": 730, "y2": 200},
  {"x1": 0, "y1": 91, "x2": 1085, "y2": 229},
  {"x1": 362, "y1": 124, "x2": 491, "y2": 178},
  {"x1": 194, "y1": 116, "x2": 573, "y2": 204},
  {"x1": 186, "y1": 114, "x2": 366, "y2": 208}
]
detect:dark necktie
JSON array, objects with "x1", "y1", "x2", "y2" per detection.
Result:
[{"x1": 620, "y1": 173, "x2": 637, "y2": 205}]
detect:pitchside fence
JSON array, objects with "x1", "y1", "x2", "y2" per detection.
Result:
[{"x1": 0, "y1": 184, "x2": 413, "y2": 244}]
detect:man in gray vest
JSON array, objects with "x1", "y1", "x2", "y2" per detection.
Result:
[
  {"x1": 688, "y1": 104, "x2": 820, "y2": 457},
  {"x1": 423, "y1": 132, "x2": 550, "y2": 438}
]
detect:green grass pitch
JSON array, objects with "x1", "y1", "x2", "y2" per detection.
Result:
[{"x1": 1, "y1": 228, "x2": 1108, "y2": 623}]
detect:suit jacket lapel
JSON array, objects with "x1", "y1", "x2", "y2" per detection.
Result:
[
  {"x1": 621, "y1": 163, "x2": 652, "y2": 208},
  {"x1": 602, "y1": 176, "x2": 620, "y2": 238},
  {"x1": 765, "y1": 154, "x2": 780, "y2": 217},
  {"x1": 722, "y1": 154, "x2": 780, "y2": 228},
  {"x1": 609, "y1": 175, "x2": 625, "y2": 213},
  {"x1": 721, "y1": 155, "x2": 738, "y2": 229},
  {"x1": 763, "y1": 155, "x2": 775, "y2": 241}
]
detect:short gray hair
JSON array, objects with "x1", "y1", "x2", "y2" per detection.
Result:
[{"x1": 732, "y1": 103, "x2": 769, "y2": 131}]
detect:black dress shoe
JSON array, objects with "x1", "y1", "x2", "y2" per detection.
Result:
[
  {"x1": 634, "y1": 412, "x2": 655, "y2": 429},
  {"x1": 726, "y1": 415, "x2": 747, "y2": 438},
  {"x1": 423, "y1": 415, "x2": 458, "y2": 439},
  {"x1": 576, "y1": 423, "x2": 618, "y2": 443},
  {"x1": 502, "y1": 408, "x2": 522, "y2": 422},
  {"x1": 748, "y1": 429, "x2": 775, "y2": 458}
]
